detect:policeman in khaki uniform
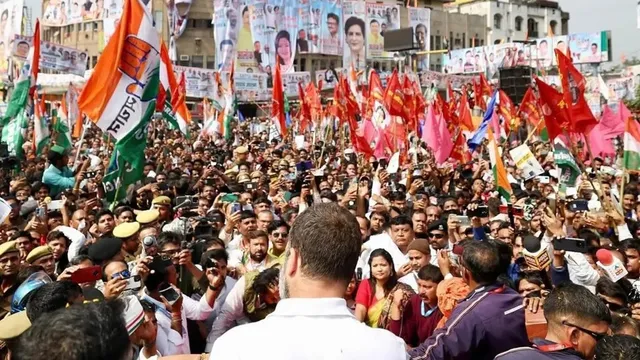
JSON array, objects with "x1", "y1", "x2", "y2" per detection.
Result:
[
  {"x1": 26, "y1": 246, "x2": 56, "y2": 277},
  {"x1": 136, "y1": 209, "x2": 160, "y2": 231},
  {"x1": 0, "y1": 241, "x2": 21, "y2": 318},
  {"x1": 113, "y1": 221, "x2": 141, "y2": 263}
]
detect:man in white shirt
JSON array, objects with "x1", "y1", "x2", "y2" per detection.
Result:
[{"x1": 210, "y1": 202, "x2": 407, "y2": 359}]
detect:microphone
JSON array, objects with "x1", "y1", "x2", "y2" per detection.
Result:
[
  {"x1": 596, "y1": 249, "x2": 628, "y2": 282},
  {"x1": 522, "y1": 235, "x2": 551, "y2": 271}
]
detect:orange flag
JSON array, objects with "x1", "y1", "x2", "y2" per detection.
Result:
[
  {"x1": 383, "y1": 69, "x2": 405, "y2": 117},
  {"x1": 458, "y1": 88, "x2": 474, "y2": 131},
  {"x1": 498, "y1": 90, "x2": 518, "y2": 133}
]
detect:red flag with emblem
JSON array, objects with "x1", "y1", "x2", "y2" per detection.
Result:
[
  {"x1": 451, "y1": 130, "x2": 471, "y2": 163},
  {"x1": 479, "y1": 73, "x2": 491, "y2": 97},
  {"x1": 402, "y1": 75, "x2": 417, "y2": 132},
  {"x1": 498, "y1": 90, "x2": 518, "y2": 134},
  {"x1": 383, "y1": 69, "x2": 404, "y2": 117},
  {"x1": 518, "y1": 87, "x2": 542, "y2": 129},
  {"x1": 555, "y1": 49, "x2": 598, "y2": 135},
  {"x1": 535, "y1": 77, "x2": 571, "y2": 141}
]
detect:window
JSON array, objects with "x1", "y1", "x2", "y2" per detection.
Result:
[
  {"x1": 549, "y1": 20, "x2": 557, "y2": 36},
  {"x1": 179, "y1": 58, "x2": 190, "y2": 66},
  {"x1": 430, "y1": 35, "x2": 434, "y2": 50},
  {"x1": 435, "y1": 35, "x2": 442, "y2": 50},
  {"x1": 206, "y1": 57, "x2": 215, "y2": 69},
  {"x1": 192, "y1": 55, "x2": 204, "y2": 68},
  {"x1": 528, "y1": 18, "x2": 538, "y2": 37},
  {"x1": 91, "y1": 56, "x2": 98, "y2": 69},
  {"x1": 494, "y1": 14, "x2": 502, "y2": 29},
  {"x1": 462, "y1": 33, "x2": 466, "y2": 48},
  {"x1": 515, "y1": 16, "x2": 523, "y2": 31},
  {"x1": 93, "y1": 22, "x2": 99, "y2": 32},
  {"x1": 480, "y1": 39, "x2": 484, "y2": 46},
  {"x1": 454, "y1": 38, "x2": 461, "y2": 48}
]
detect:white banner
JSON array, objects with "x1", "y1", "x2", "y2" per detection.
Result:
[
  {"x1": 13, "y1": 34, "x2": 88, "y2": 76},
  {"x1": 509, "y1": 144, "x2": 544, "y2": 180}
]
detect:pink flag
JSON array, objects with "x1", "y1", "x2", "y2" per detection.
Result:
[
  {"x1": 422, "y1": 104, "x2": 453, "y2": 164},
  {"x1": 587, "y1": 127, "x2": 615, "y2": 157},
  {"x1": 596, "y1": 101, "x2": 628, "y2": 139}
]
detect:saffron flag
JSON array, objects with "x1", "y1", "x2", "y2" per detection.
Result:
[
  {"x1": 158, "y1": 41, "x2": 178, "y2": 130},
  {"x1": 498, "y1": 90, "x2": 518, "y2": 133},
  {"x1": 173, "y1": 72, "x2": 192, "y2": 136},
  {"x1": 488, "y1": 128, "x2": 512, "y2": 202},
  {"x1": 518, "y1": 86, "x2": 546, "y2": 140},
  {"x1": 458, "y1": 88, "x2": 474, "y2": 131},
  {"x1": 271, "y1": 57, "x2": 286, "y2": 137},
  {"x1": 3, "y1": 19, "x2": 40, "y2": 125}
]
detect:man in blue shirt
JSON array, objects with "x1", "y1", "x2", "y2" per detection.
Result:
[{"x1": 42, "y1": 145, "x2": 87, "y2": 197}]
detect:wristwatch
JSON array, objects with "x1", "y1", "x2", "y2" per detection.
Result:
[{"x1": 208, "y1": 284, "x2": 221, "y2": 291}]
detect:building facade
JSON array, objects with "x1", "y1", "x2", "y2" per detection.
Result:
[{"x1": 445, "y1": 0, "x2": 569, "y2": 44}]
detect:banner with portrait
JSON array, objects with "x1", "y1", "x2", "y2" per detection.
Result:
[
  {"x1": 408, "y1": 7, "x2": 430, "y2": 72},
  {"x1": 535, "y1": 37, "x2": 553, "y2": 68},
  {"x1": 568, "y1": 32, "x2": 608, "y2": 64},
  {"x1": 235, "y1": 0, "x2": 299, "y2": 74},
  {"x1": 552, "y1": 35, "x2": 568, "y2": 63},
  {"x1": 13, "y1": 35, "x2": 88, "y2": 76},
  {"x1": 213, "y1": 0, "x2": 239, "y2": 73},
  {"x1": 316, "y1": 68, "x2": 340, "y2": 90},
  {"x1": 343, "y1": 1, "x2": 366, "y2": 69},
  {"x1": 318, "y1": 0, "x2": 342, "y2": 56},
  {"x1": 365, "y1": 3, "x2": 398, "y2": 59},
  {"x1": 168, "y1": 0, "x2": 191, "y2": 39},
  {"x1": 103, "y1": 0, "x2": 150, "y2": 51},
  {"x1": 173, "y1": 65, "x2": 216, "y2": 99},
  {"x1": 42, "y1": 0, "x2": 103, "y2": 26},
  {"x1": 234, "y1": 72, "x2": 270, "y2": 102},
  {"x1": 0, "y1": 0, "x2": 24, "y2": 76}
]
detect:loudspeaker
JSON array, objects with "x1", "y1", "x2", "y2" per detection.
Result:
[
  {"x1": 499, "y1": 66, "x2": 532, "y2": 105},
  {"x1": 384, "y1": 28, "x2": 417, "y2": 52}
]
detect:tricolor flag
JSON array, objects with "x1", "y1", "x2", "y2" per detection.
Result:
[
  {"x1": 623, "y1": 112, "x2": 640, "y2": 172},
  {"x1": 54, "y1": 94, "x2": 73, "y2": 150},
  {"x1": 33, "y1": 96, "x2": 50, "y2": 155},
  {"x1": 3, "y1": 19, "x2": 40, "y2": 125},
  {"x1": 78, "y1": 0, "x2": 160, "y2": 200},
  {"x1": 488, "y1": 128, "x2": 512, "y2": 202}
]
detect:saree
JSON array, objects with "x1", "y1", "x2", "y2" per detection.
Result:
[{"x1": 366, "y1": 282, "x2": 414, "y2": 329}]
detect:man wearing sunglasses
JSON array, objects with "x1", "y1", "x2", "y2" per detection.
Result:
[
  {"x1": 496, "y1": 283, "x2": 611, "y2": 360},
  {"x1": 426, "y1": 219, "x2": 451, "y2": 267}
]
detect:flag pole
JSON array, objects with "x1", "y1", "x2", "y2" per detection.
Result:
[{"x1": 72, "y1": 118, "x2": 89, "y2": 167}]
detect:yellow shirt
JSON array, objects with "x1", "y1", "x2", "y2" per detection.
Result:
[
  {"x1": 369, "y1": 33, "x2": 383, "y2": 46},
  {"x1": 237, "y1": 26, "x2": 254, "y2": 53}
]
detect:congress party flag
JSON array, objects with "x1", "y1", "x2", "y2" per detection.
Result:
[
  {"x1": 78, "y1": 0, "x2": 160, "y2": 143},
  {"x1": 79, "y1": 0, "x2": 160, "y2": 201},
  {"x1": 3, "y1": 19, "x2": 40, "y2": 125},
  {"x1": 158, "y1": 41, "x2": 178, "y2": 131},
  {"x1": 54, "y1": 94, "x2": 73, "y2": 150},
  {"x1": 1, "y1": 111, "x2": 27, "y2": 160},
  {"x1": 173, "y1": 72, "x2": 192, "y2": 137}
]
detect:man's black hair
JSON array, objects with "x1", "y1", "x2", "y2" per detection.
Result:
[
  {"x1": 267, "y1": 220, "x2": 289, "y2": 234},
  {"x1": 252, "y1": 267, "x2": 279, "y2": 295},
  {"x1": 596, "y1": 277, "x2": 629, "y2": 307},
  {"x1": 389, "y1": 214, "x2": 413, "y2": 229},
  {"x1": 595, "y1": 334, "x2": 640, "y2": 360},
  {"x1": 543, "y1": 283, "x2": 612, "y2": 326},
  {"x1": 418, "y1": 264, "x2": 444, "y2": 283},
  {"x1": 200, "y1": 248, "x2": 229, "y2": 268},
  {"x1": 462, "y1": 241, "x2": 502, "y2": 284},
  {"x1": 25, "y1": 281, "x2": 79, "y2": 322},
  {"x1": 238, "y1": 210, "x2": 256, "y2": 222},
  {"x1": 157, "y1": 231, "x2": 183, "y2": 249},
  {"x1": 14, "y1": 301, "x2": 131, "y2": 360}
]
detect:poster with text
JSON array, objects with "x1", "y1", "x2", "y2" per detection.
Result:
[
  {"x1": 409, "y1": 7, "x2": 430, "y2": 72},
  {"x1": 319, "y1": 0, "x2": 342, "y2": 56},
  {"x1": 342, "y1": 1, "x2": 365, "y2": 69},
  {"x1": 173, "y1": 65, "x2": 216, "y2": 98},
  {"x1": 365, "y1": 3, "x2": 398, "y2": 59},
  {"x1": 234, "y1": 72, "x2": 269, "y2": 102},
  {"x1": 0, "y1": 0, "x2": 24, "y2": 77},
  {"x1": 283, "y1": 71, "x2": 311, "y2": 96},
  {"x1": 13, "y1": 34, "x2": 88, "y2": 76},
  {"x1": 569, "y1": 32, "x2": 603, "y2": 64}
]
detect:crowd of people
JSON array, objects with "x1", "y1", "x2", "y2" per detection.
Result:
[{"x1": 1, "y1": 113, "x2": 640, "y2": 360}]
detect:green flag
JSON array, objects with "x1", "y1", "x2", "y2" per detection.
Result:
[
  {"x1": 1, "y1": 111, "x2": 27, "y2": 159},
  {"x1": 553, "y1": 138, "x2": 581, "y2": 188}
]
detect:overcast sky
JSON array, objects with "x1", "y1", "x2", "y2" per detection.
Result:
[{"x1": 559, "y1": 0, "x2": 638, "y2": 65}]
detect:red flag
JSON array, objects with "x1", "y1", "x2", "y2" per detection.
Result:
[
  {"x1": 298, "y1": 83, "x2": 311, "y2": 131},
  {"x1": 402, "y1": 75, "x2": 417, "y2": 132},
  {"x1": 365, "y1": 69, "x2": 384, "y2": 120},
  {"x1": 271, "y1": 58, "x2": 286, "y2": 137},
  {"x1": 451, "y1": 130, "x2": 471, "y2": 163},
  {"x1": 479, "y1": 73, "x2": 491, "y2": 97},
  {"x1": 535, "y1": 77, "x2": 571, "y2": 140},
  {"x1": 498, "y1": 90, "x2": 518, "y2": 134},
  {"x1": 334, "y1": 75, "x2": 372, "y2": 157},
  {"x1": 473, "y1": 77, "x2": 487, "y2": 111},
  {"x1": 518, "y1": 87, "x2": 542, "y2": 129},
  {"x1": 383, "y1": 69, "x2": 405, "y2": 117},
  {"x1": 555, "y1": 49, "x2": 597, "y2": 135},
  {"x1": 458, "y1": 88, "x2": 474, "y2": 131}
]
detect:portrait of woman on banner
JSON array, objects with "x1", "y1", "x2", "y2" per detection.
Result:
[
  {"x1": 275, "y1": 30, "x2": 294, "y2": 73},
  {"x1": 344, "y1": 16, "x2": 365, "y2": 69}
]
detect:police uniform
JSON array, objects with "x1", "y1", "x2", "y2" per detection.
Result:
[
  {"x1": 0, "y1": 241, "x2": 20, "y2": 318},
  {"x1": 113, "y1": 222, "x2": 141, "y2": 263},
  {"x1": 495, "y1": 338, "x2": 584, "y2": 359}
]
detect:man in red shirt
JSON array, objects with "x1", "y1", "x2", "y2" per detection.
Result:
[{"x1": 388, "y1": 265, "x2": 444, "y2": 347}]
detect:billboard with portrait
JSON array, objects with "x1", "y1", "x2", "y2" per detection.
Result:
[
  {"x1": 535, "y1": 37, "x2": 553, "y2": 68},
  {"x1": 408, "y1": 7, "x2": 430, "y2": 72},
  {"x1": 365, "y1": 3, "x2": 398, "y2": 59},
  {"x1": 13, "y1": 34, "x2": 88, "y2": 76},
  {"x1": 213, "y1": 0, "x2": 239, "y2": 73},
  {"x1": 568, "y1": 32, "x2": 608, "y2": 64},
  {"x1": 318, "y1": 0, "x2": 342, "y2": 56},
  {"x1": 173, "y1": 65, "x2": 216, "y2": 99},
  {"x1": 42, "y1": 0, "x2": 103, "y2": 26},
  {"x1": 342, "y1": 1, "x2": 366, "y2": 69}
]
